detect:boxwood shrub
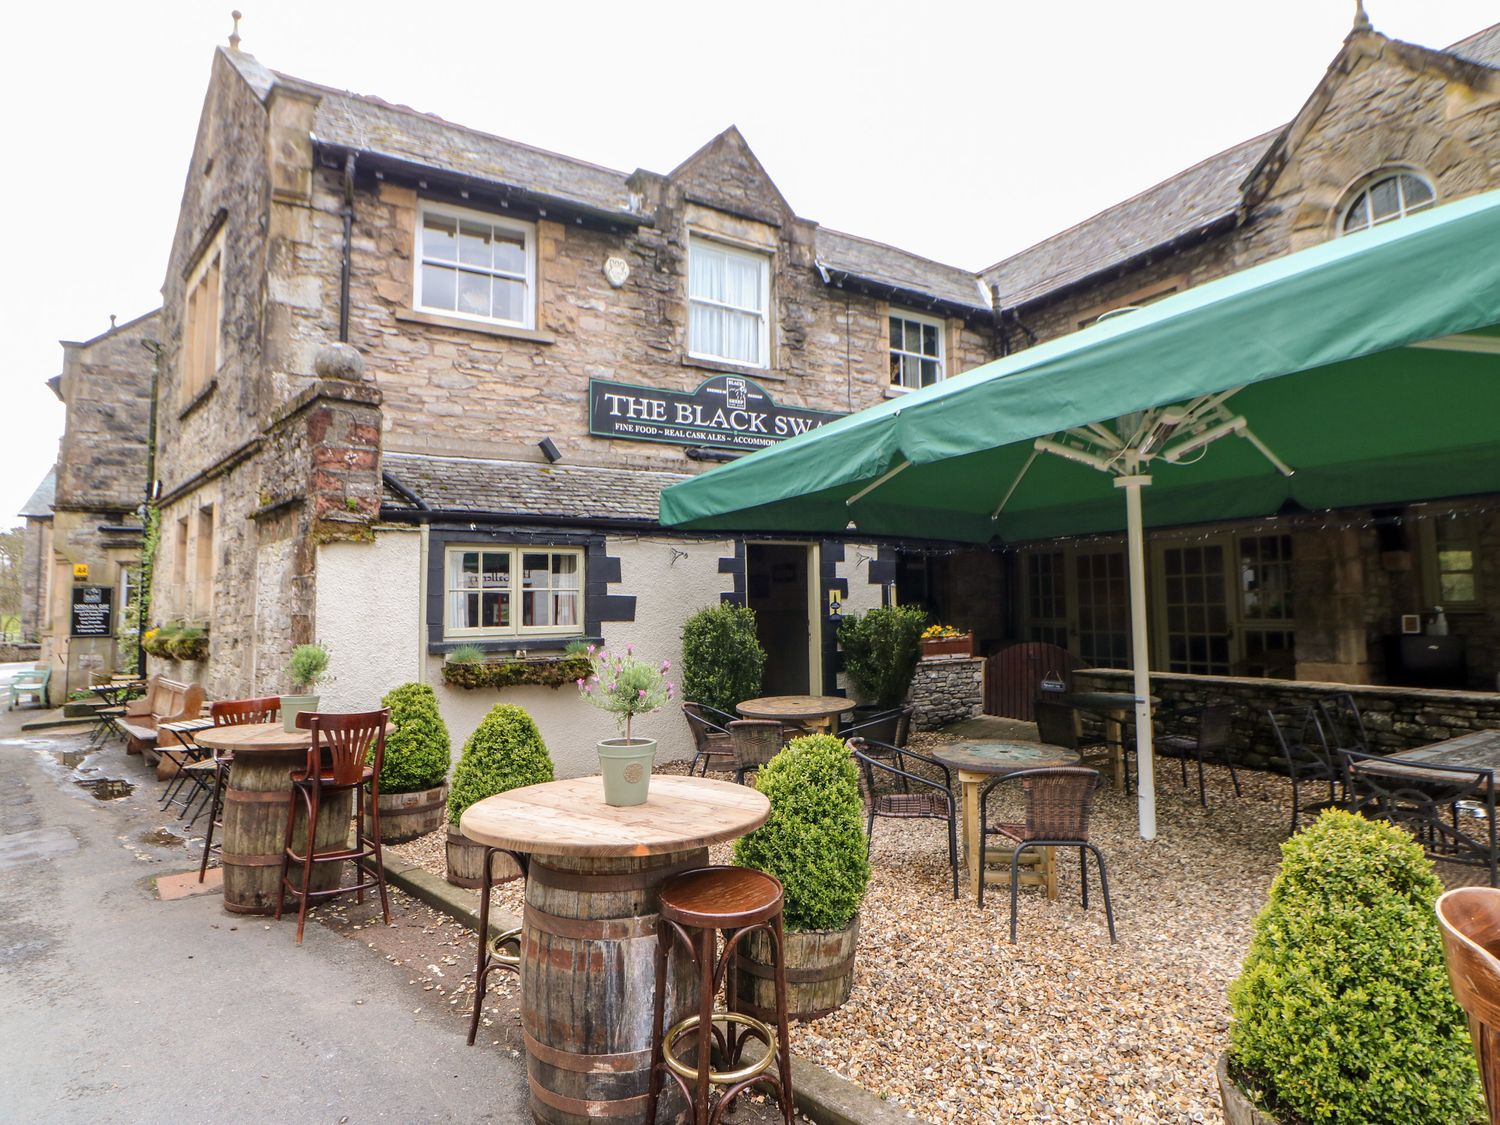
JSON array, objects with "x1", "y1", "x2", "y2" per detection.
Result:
[
  {"x1": 447, "y1": 703, "x2": 554, "y2": 825},
  {"x1": 732, "y1": 735, "x2": 869, "y2": 932},
  {"x1": 1227, "y1": 808, "x2": 1482, "y2": 1124},
  {"x1": 681, "y1": 603, "x2": 765, "y2": 717},
  {"x1": 837, "y1": 605, "x2": 925, "y2": 711},
  {"x1": 375, "y1": 683, "x2": 451, "y2": 795}
]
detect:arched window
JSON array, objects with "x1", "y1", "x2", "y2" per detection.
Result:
[{"x1": 1341, "y1": 171, "x2": 1436, "y2": 234}]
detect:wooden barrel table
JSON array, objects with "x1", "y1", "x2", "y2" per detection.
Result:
[
  {"x1": 461, "y1": 775, "x2": 770, "y2": 1125},
  {"x1": 195, "y1": 721, "x2": 392, "y2": 916}
]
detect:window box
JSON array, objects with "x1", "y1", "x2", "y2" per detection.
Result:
[
  {"x1": 921, "y1": 633, "x2": 974, "y2": 659},
  {"x1": 441, "y1": 654, "x2": 592, "y2": 691}
]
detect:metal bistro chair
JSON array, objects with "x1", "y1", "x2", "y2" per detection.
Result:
[
  {"x1": 1155, "y1": 703, "x2": 1240, "y2": 807},
  {"x1": 1317, "y1": 692, "x2": 1370, "y2": 756},
  {"x1": 842, "y1": 707, "x2": 912, "y2": 748},
  {"x1": 978, "y1": 766, "x2": 1117, "y2": 944},
  {"x1": 196, "y1": 696, "x2": 281, "y2": 882},
  {"x1": 1436, "y1": 887, "x2": 1500, "y2": 1124},
  {"x1": 1343, "y1": 749, "x2": 1499, "y2": 886},
  {"x1": 728, "y1": 720, "x2": 784, "y2": 786},
  {"x1": 276, "y1": 709, "x2": 393, "y2": 943},
  {"x1": 1265, "y1": 705, "x2": 1340, "y2": 836},
  {"x1": 683, "y1": 702, "x2": 737, "y2": 777},
  {"x1": 1035, "y1": 698, "x2": 1124, "y2": 793},
  {"x1": 849, "y1": 738, "x2": 959, "y2": 898}
]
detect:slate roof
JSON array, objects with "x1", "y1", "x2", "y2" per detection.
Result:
[
  {"x1": 815, "y1": 228, "x2": 989, "y2": 313},
  {"x1": 19, "y1": 467, "x2": 56, "y2": 519},
  {"x1": 1446, "y1": 23, "x2": 1500, "y2": 68},
  {"x1": 382, "y1": 452, "x2": 687, "y2": 524}
]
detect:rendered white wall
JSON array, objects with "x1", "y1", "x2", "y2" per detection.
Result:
[
  {"x1": 314, "y1": 530, "x2": 424, "y2": 711},
  {"x1": 834, "y1": 542, "x2": 888, "y2": 699}
]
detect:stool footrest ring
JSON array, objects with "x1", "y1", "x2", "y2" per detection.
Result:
[{"x1": 663, "y1": 1011, "x2": 776, "y2": 1087}]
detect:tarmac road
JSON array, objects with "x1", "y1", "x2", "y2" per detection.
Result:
[{"x1": 0, "y1": 710, "x2": 530, "y2": 1123}]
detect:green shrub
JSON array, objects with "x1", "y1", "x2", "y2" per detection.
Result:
[
  {"x1": 1227, "y1": 809, "x2": 1482, "y2": 1124},
  {"x1": 732, "y1": 735, "x2": 870, "y2": 932},
  {"x1": 166, "y1": 625, "x2": 208, "y2": 662},
  {"x1": 441, "y1": 655, "x2": 590, "y2": 690},
  {"x1": 681, "y1": 603, "x2": 765, "y2": 716},
  {"x1": 446, "y1": 644, "x2": 485, "y2": 666},
  {"x1": 447, "y1": 703, "x2": 554, "y2": 825},
  {"x1": 837, "y1": 605, "x2": 926, "y2": 711},
  {"x1": 288, "y1": 643, "x2": 331, "y2": 691},
  {"x1": 375, "y1": 683, "x2": 451, "y2": 794}
]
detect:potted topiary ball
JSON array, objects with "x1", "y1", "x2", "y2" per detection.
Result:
[
  {"x1": 577, "y1": 644, "x2": 674, "y2": 806},
  {"x1": 837, "y1": 605, "x2": 926, "y2": 713},
  {"x1": 445, "y1": 703, "x2": 554, "y2": 888},
  {"x1": 1222, "y1": 808, "x2": 1483, "y2": 1124},
  {"x1": 732, "y1": 734, "x2": 871, "y2": 1020},
  {"x1": 281, "y1": 643, "x2": 331, "y2": 733},
  {"x1": 363, "y1": 682, "x2": 452, "y2": 843},
  {"x1": 681, "y1": 603, "x2": 766, "y2": 717}
]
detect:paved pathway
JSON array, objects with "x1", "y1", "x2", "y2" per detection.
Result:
[{"x1": 0, "y1": 711, "x2": 529, "y2": 1122}]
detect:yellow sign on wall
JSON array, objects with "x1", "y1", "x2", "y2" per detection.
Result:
[{"x1": 72, "y1": 563, "x2": 89, "y2": 580}]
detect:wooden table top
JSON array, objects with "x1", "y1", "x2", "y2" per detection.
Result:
[
  {"x1": 1055, "y1": 691, "x2": 1157, "y2": 713},
  {"x1": 195, "y1": 720, "x2": 394, "y2": 754},
  {"x1": 933, "y1": 740, "x2": 1082, "y2": 775},
  {"x1": 459, "y1": 775, "x2": 769, "y2": 857},
  {"x1": 736, "y1": 695, "x2": 855, "y2": 722},
  {"x1": 1356, "y1": 730, "x2": 1500, "y2": 782}
]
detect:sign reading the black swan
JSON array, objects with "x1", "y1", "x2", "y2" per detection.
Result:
[{"x1": 588, "y1": 375, "x2": 845, "y2": 451}]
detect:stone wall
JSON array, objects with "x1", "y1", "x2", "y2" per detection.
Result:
[
  {"x1": 908, "y1": 656, "x2": 985, "y2": 730},
  {"x1": 1075, "y1": 666, "x2": 1500, "y2": 773},
  {"x1": 0, "y1": 643, "x2": 42, "y2": 664}
]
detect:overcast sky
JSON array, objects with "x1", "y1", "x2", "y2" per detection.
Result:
[{"x1": 2, "y1": 0, "x2": 1494, "y2": 527}]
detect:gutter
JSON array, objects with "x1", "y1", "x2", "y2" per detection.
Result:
[
  {"x1": 813, "y1": 260, "x2": 989, "y2": 322},
  {"x1": 339, "y1": 153, "x2": 356, "y2": 342}
]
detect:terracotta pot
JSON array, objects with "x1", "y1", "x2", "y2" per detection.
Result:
[
  {"x1": 1216, "y1": 1054, "x2": 1281, "y2": 1125},
  {"x1": 921, "y1": 634, "x2": 974, "y2": 659}
]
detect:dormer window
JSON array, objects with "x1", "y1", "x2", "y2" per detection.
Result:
[
  {"x1": 416, "y1": 202, "x2": 535, "y2": 328},
  {"x1": 1341, "y1": 172, "x2": 1435, "y2": 235},
  {"x1": 688, "y1": 237, "x2": 769, "y2": 368}
]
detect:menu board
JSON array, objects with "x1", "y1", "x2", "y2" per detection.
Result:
[{"x1": 70, "y1": 585, "x2": 113, "y2": 638}]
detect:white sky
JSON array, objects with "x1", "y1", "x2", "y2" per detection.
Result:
[{"x1": 1, "y1": 0, "x2": 1494, "y2": 527}]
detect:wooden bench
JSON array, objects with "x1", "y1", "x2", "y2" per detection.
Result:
[{"x1": 116, "y1": 677, "x2": 206, "y2": 763}]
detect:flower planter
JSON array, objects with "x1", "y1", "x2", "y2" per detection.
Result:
[
  {"x1": 446, "y1": 823, "x2": 523, "y2": 888},
  {"x1": 363, "y1": 781, "x2": 450, "y2": 844},
  {"x1": 921, "y1": 634, "x2": 974, "y2": 659},
  {"x1": 1216, "y1": 1054, "x2": 1281, "y2": 1125},
  {"x1": 597, "y1": 738, "x2": 657, "y2": 806},
  {"x1": 733, "y1": 914, "x2": 858, "y2": 1022},
  {"x1": 279, "y1": 694, "x2": 319, "y2": 733}
]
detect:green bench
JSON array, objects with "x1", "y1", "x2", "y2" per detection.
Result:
[{"x1": 9, "y1": 666, "x2": 52, "y2": 710}]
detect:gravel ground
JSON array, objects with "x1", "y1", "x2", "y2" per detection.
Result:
[{"x1": 386, "y1": 740, "x2": 1368, "y2": 1123}]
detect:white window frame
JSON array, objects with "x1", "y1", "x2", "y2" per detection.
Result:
[
  {"x1": 1340, "y1": 170, "x2": 1436, "y2": 235},
  {"x1": 442, "y1": 545, "x2": 584, "y2": 640},
  {"x1": 181, "y1": 229, "x2": 225, "y2": 404},
  {"x1": 888, "y1": 309, "x2": 946, "y2": 391},
  {"x1": 414, "y1": 201, "x2": 537, "y2": 329},
  {"x1": 687, "y1": 236, "x2": 771, "y2": 369}
]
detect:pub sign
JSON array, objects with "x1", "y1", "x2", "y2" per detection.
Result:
[
  {"x1": 589, "y1": 375, "x2": 844, "y2": 451},
  {"x1": 70, "y1": 585, "x2": 113, "y2": 638}
]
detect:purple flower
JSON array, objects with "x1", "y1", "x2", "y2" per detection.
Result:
[
  {"x1": 575, "y1": 678, "x2": 584, "y2": 688},
  {"x1": 638, "y1": 688, "x2": 647, "y2": 698},
  {"x1": 660, "y1": 660, "x2": 671, "y2": 672},
  {"x1": 626, "y1": 644, "x2": 634, "y2": 655}
]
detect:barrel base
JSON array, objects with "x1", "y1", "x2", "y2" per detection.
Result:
[{"x1": 735, "y1": 915, "x2": 859, "y2": 1022}]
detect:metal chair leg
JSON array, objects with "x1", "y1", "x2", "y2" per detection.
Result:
[
  {"x1": 1089, "y1": 844, "x2": 1118, "y2": 944},
  {"x1": 1008, "y1": 846, "x2": 1026, "y2": 943},
  {"x1": 197, "y1": 761, "x2": 226, "y2": 882}
]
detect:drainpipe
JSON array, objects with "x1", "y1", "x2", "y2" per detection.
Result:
[
  {"x1": 339, "y1": 153, "x2": 357, "y2": 343},
  {"x1": 138, "y1": 338, "x2": 164, "y2": 677}
]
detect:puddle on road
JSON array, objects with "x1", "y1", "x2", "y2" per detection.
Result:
[
  {"x1": 138, "y1": 827, "x2": 185, "y2": 848},
  {"x1": 74, "y1": 778, "x2": 135, "y2": 801},
  {"x1": 54, "y1": 749, "x2": 90, "y2": 769}
]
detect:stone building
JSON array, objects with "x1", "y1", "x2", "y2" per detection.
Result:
[
  {"x1": 22, "y1": 312, "x2": 159, "y2": 691},
  {"x1": 148, "y1": 14, "x2": 1500, "y2": 772}
]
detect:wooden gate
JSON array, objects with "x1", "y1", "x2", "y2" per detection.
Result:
[{"x1": 985, "y1": 642, "x2": 1082, "y2": 720}]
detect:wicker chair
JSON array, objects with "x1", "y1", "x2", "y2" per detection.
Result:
[
  {"x1": 849, "y1": 738, "x2": 959, "y2": 898},
  {"x1": 1035, "y1": 699, "x2": 1124, "y2": 793},
  {"x1": 1265, "y1": 706, "x2": 1339, "y2": 836},
  {"x1": 728, "y1": 720, "x2": 784, "y2": 785},
  {"x1": 978, "y1": 766, "x2": 1116, "y2": 944},
  {"x1": 1155, "y1": 703, "x2": 1239, "y2": 807},
  {"x1": 683, "y1": 702, "x2": 737, "y2": 776}
]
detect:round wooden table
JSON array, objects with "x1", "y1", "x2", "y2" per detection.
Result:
[
  {"x1": 735, "y1": 694, "x2": 854, "y2": 734},
  {"x1": 460, "y1": 775, "x2": 769, "y2": 1125},
  {"x1": 932, "y1": 741, "x2": 1083, "y2": 901},
  {"x1": 195, "y1": 721, "x2": 392, "y2": 916},
  {"x1": 1055, "y1": 691, "x2": 1158, "y2": 790}
]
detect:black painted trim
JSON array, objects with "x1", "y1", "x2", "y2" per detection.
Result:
[{"x1": 718, "y1": 540, "x2": 747, "y2": 606}]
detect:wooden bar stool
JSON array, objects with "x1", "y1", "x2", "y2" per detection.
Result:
[
  {"x1": 646, "y1": 866, "x2": 794, "y2": 1125},
  {"x1": 467, "y1": 846, "x2": 528, "y2": 1046},
  {"x1": 275, "y1": 709, "x2": 392, "y2": 944}
]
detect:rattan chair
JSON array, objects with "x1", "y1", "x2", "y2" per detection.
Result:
[
  {"x1": 1155, "y1": 703, "x2": 1239, "y2": 807},
  {"x1": 683, "y1": 702, "x2": 737, "y2": 776},
  {"x1": 728, "y1": 720, "x2": 784, "y2": 785},
  {"x1": 1035, "y1": 699, "x2": 1124, "y2": 793},
  {"x1": 1265, "y1": 706, "x2": 1339, "y2": 835},
  {"x1": 978, "y1": 766, "x2": 1116, "y2": 944},
  {"x1": 849, "y1": 738, "x2": 959, "y2": 897}
]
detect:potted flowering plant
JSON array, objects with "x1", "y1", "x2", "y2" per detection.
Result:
[
  {"x1": 920, "y1": 623, "x2": 973, "y2": 659},
  {"x1": 578, "y1": 644, "x2": 673, "y2": 806}
]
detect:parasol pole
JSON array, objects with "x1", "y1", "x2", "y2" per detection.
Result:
[{"x1": 1116, "y1": 464, "x2": 1156, "y2": 840}]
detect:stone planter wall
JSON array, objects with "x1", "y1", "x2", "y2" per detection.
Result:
[
  {"x1": 907, "y1": 656, "x2": 985, "y2": 731},
  {"x1": 0, "y1": 642, "x2": 41, "y2": 664},
  {"x1": 1075, "y1": 667, "x2": 1500, "y2": 772}
]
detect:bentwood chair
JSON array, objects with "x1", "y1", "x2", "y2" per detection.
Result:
[
  {"x1": 978, "y1": 766, "x2": 1116, "y2": 944},
  {"x1": 849, "y1": 738, "x2": 959, "y2": 897},
  {"x1": 197, "y1": 696, "x2": 281, "y2": 882},
  {"x1": 683, "y1": 702, "x2": 736, "y2": 776},
  {"x1": 1155, "y1": 703, "x2": 1240, "y2": 807},
  {"x1": 1265, "y1": 706, "x2": 1339, "y2": 835},
  {"x1": 276, "y1": 709, "x2": 392, "y2": 943},
  {"x1": 728, "y1": 720, "x2": 784, "y2": 786},
  {"x1": 1436, "y1": 888, "x2": 1500, "y2": 1123}
]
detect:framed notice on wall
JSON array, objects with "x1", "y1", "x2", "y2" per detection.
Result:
[{"x1": 70, "y1": 585, "x2": 113, "y2": 638}]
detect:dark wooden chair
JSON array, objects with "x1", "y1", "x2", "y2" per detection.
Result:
[
  {"x1": 1265, "y1": 706, "x2": 1339, "y2": 835},
  {"x1": 1035, "y1": 698, "x2": 1123, "y2": 793},
  {"x1": 197, "y1": 696, "x2": 281, "y2": 882},
  {"x1": 1437, "y1": 887, "x2": 1500, "y2": 1124},
  {"x1": 1155, "y1": 703, "x2": 1239, "y2": 807},
  {"x1": 683, "y1": 702, "x2": 736, "y2": 776},
  {"x1": 978, "y1": 766, "x2": 1116, "y2": 944},
  {"x1": 728, "y1": 720, "x2": 784, "y2": 786},
  {"x1": 849, "y1": 738, "x2": 959, "y2": 898},
  {"x1": 276, "y1": 709, "x2": 392, "y2": 943}
]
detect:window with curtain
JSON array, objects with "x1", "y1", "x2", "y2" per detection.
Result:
[
  {"x1": 1341, "y1": 172, "x2": 1435, "y2": 234},
  {"x1": 889, "y1": 311, "x2": 945, "y2": 389},
  {"x1": 688, "y1": 238, "x2": 769, "y2": 367},
  {"x1": 417, "y1": 203, "x2": 535, "y2": 327},
  {"x1": 445, "y1": 546, "x2": 582, "y2": 638}
]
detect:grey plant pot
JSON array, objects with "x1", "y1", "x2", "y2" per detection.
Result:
[
  {"x1": 597, "y1": 738, "x2": 657, "y2": 806},
  {"x1": 280, "y1": 694, "x2": 320, "y2": 733}
]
